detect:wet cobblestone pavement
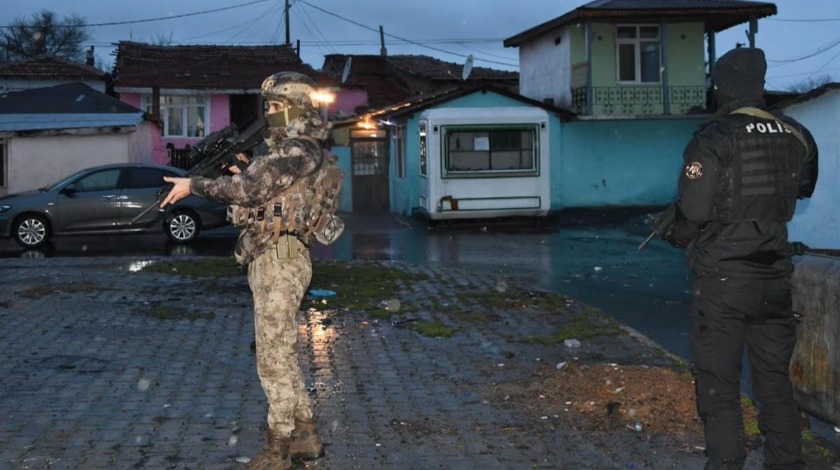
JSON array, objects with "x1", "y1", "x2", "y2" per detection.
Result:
[{"x1": 0, "y1": 257, "x2": 833, "y2": 469}]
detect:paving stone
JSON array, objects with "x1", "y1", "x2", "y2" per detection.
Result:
[{"x1": 0, "y1": 256, "x2": 776, "y2": 469}]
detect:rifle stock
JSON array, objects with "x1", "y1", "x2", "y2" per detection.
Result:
[{"x1": 130, "y1": 118, "x2": 268, "y2": 225}]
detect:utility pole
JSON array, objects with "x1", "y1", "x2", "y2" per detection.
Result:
[
  {"x1": 379, "y1": 25, "x2": 387, "y2": 57},
  {"x1": 284, "y1": 0, "x2": 291, "y2": 45}
]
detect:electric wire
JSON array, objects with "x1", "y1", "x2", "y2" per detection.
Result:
[
  {"x1": 295, "y1": 0, "x2": 518, "y2": 67},
  {"x1": 0, "y1": 0, "x2": 270, "y2": 28}
]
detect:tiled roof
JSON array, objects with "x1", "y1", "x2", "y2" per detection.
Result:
[
  {"x1": 322, "y1": 54, "x2": 518, "y2": 111},
  {"x1": 113, "y1": 41, "x2": 333, "y2": 91},
  {"x1": 323, "y1": 55, "x2": 412, "y2": 109},
  {"x1": 333, "y1": 85, "x2": 575, "y2": 127},
  {"x1": 0, "y1": 82, "x2": 143, "y2": 115},
  {"x1": 0, "y1": 55, "x2": 105, "y2": 81},
  {"x1": 386, "y1": 55, "x2": 518, "y2": 81},
  {"x1": 504, "y1": 0, "x2": 777, "y2": 46}
]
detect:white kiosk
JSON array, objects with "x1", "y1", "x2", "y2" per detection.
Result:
[{"x1": 415, "y1": 107, "x2": 552, "y2": 220}]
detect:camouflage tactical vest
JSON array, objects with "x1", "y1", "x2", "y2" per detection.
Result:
[{"x1": 229, "y1": 143, "x2": 344, "y2": 247}]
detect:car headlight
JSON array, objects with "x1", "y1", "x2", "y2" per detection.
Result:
[{"x1": 0, "y1": 204, "x2": 11, "y2": 214}]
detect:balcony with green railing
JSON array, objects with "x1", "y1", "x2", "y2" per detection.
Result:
[{"x1": 571, "y1": 85, "x2": 709, "y2": 116}]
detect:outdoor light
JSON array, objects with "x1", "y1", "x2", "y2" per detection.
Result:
[
  {"x1": 359, "y1": 116, "x2": 376, "y2": 129},
  {"x1": 311, "y1": 90, "x2": 335, "y2": 104}
]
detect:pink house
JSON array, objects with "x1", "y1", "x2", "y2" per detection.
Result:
[{"x1": 111, "y1": 41, "x2": 334, "y2": 166}]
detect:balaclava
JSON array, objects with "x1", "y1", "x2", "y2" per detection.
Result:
[{"x1": 711, "y1": 47, "x2": 767, "y2": 109}]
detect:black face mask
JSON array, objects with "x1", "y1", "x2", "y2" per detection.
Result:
[{"x1": 266, "y1": 107, "x2": 305, "y2": 128}]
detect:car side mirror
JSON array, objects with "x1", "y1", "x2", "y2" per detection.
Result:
[{"x1": 60, "y1": 184, "x2": 77, "y2": 195}]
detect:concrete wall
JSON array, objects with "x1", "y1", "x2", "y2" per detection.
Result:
[
  {"x1": 791, "y1": 255, "x2": 840, "y2": 427},
  {"x1": 519, "y1": 29, "x2": 571, "y2": 108},
  {"x1": 6, "y1": 132, "x2": 135, "y2": 194},
  {"x1": 783, "y1": 89, "x2": 840, "y2": 249},
  {"x1": 558, "y1": 118, "x2": 704, "y2": 207}
]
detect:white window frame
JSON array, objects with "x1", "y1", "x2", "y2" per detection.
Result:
[
  {"x1": 616, "y1": 24, "x2": 662, "y2": 84},
  {"x1": 419, "y1": 122, "x2": 428, "y2": 178},
  {"x1": 141, "y1": 94, "x2": 210, "y2": 138},
  {"x1": 441, "y1": 124, "x2": 539, "y2": 179}
]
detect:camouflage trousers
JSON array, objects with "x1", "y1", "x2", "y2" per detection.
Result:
[{"x1": 247, "y1": 239, "x2": 313, "y2": 436}]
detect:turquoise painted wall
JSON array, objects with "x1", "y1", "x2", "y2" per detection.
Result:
[
  {"x1": 558, "y1": 118, "x2": 705, "y2": 207},
  {"x1": 390, "y1": 91, "x2": 564, "y2": 216},
  {"x1": 331, "y1": 145, "x2": 353, "y2": 212}
]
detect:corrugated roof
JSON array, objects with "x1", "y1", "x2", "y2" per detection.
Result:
[
  {"x1": 0, "y1": 82, "x2": 143, "y2": 114},
  {"x1": 113, "y1": 41, "x2": 333, "y2": 91},
  {"x1": 0, "y1": 113, "x2": 144, "y2": 132},
  {"x1": 504, "y1": 0, "x2": 777, "y2": 46},
  {"x1": 776, "y1": 83, "x2": 840, "y2": 109},
  {"x1": 0, "y1": 55, "x2": 106, "y2": 81}
]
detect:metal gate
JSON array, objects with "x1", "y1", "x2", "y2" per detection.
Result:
[{"x1": 351, "y1": 136, "x2": 389, "y2": 212}]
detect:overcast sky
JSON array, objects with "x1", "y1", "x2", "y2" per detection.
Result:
[{"x1": 4, "y1": 0, "x2": 839, "y2": 91}]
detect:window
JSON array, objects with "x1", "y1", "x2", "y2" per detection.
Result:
[
  {"x1": 395, "y1": 124, "x2": 406, "y2": 179},
  {"x1": 142, "y1": 95, "x2": 208, "y2": 138},
  {"x1": 124, "y1": 168, "x2": 176, "y2": 189},
  {"x1": 616, "y1": 25, "x2": 661, "y2": 83},
  {"x1": 443, "y1": 126, "x2": 537, "y2": 177},
  {"x1": 73, "y1": 169, "x2": 120, "y2": 192},
  {"x1": 0, "y1": 139, "x2": 6, "y2": 188},
  {"x1": 419, "y1": 123, "x2": 427, "y2": 177}
]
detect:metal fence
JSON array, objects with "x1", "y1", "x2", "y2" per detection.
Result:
[{"x1": 571, "y1": 85, "x2": 709, "y2": 116}]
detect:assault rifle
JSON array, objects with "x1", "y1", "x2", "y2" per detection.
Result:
[
  {"x1": 130, "y1": 117, "x2": 268, "y2": 225},
  {"x1": 638, "y1": 204, "x2": 677, "y2": 250}
]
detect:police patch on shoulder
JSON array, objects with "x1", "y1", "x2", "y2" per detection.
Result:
[{"x1": 685, "y1": 162, "x2": 704, "y2": 180}]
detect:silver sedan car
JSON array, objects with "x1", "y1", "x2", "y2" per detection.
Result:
[{"x1": 0, "y1": 163, "x2": 229, "y2": 248}]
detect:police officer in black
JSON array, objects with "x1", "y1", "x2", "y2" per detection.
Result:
[{"x1": 660, "y1": 47, "x2": 818, "y2": 469}]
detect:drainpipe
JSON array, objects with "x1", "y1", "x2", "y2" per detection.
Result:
[
  {"x1": 661, "y1": 21, "x2": 670, "y2": 115},
  {"x1": 152, "y1": 86, "x2": 161, "y2": 121},
  {"x1": 748, "y1": 17, "x2": 757, "y2": 48},
  {"x1": 707, "y1": 30, "x2": 716, "y2": 112},
  {"x1": 585, "y1": 22, "x2": 593, "y2": 115}
]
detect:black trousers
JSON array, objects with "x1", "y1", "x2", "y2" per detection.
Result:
[{"x1": 690, "y1": 274, "x2": 803, "y2": 470}]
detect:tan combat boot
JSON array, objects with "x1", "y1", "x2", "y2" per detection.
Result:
[
  {"x1": 247, "y1": 428, "x2": 292, "y2": 470},
  {"x1": 290, "y1": 418, "x2": 325, "y2": 460}
]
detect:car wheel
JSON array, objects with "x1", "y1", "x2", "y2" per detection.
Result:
[
  {"x1": 166, "y1": 211, "x2": 200, "y2": 244},
  {"x1": 13, "y1": 214, "x2": 50, "y2": 248}
]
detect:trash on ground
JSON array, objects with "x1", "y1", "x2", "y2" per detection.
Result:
[
  {"x1": 308, "y1": 289, "x2": 337, "y2": 298},
  {"x1": 564, "y1": 339, "x2": 582, "y2": 349}
]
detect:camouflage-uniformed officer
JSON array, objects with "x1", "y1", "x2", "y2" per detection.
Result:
[{"x1": 161, "y1": 71, "x2": 343, "y2": 470}]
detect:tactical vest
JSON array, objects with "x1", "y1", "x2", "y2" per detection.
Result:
[
  {"x1": 713, "y1": 109, "x2": 808, "y2": 223},
  {"x1": 229, "y1": 139, "x2": 345, "y2": 245}
]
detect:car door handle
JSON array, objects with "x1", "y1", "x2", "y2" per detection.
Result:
[{"x1": 101, "y1": 195, "x2": 119, "y2": 200}]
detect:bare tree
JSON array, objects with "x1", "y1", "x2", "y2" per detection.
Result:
[
  {"x1": 787, "y1": 74, "x2": 833, "y2": 94},
  {"x1": 2, "y1": 10, "x2": 90, "y2": 63}
]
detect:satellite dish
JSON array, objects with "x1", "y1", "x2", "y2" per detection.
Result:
[
  {"x1": 341, "y1": 57, "x2": 353, "y2": 84},
  {"x1": 462, "y1": 54, "x2": 473, "y2": 81}
]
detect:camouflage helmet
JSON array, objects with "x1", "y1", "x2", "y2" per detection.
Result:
[{"x1": 261, "y1": 71, "x2": 317, "y2": 109}]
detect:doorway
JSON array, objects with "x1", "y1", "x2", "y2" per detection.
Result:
[{"x1": 350, "y1": 129, "x2": 390, "y2": 212}]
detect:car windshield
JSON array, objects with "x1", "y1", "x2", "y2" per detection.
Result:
[{"x1": 42, "y1": 168, "x2": 97, "y2": 191}]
